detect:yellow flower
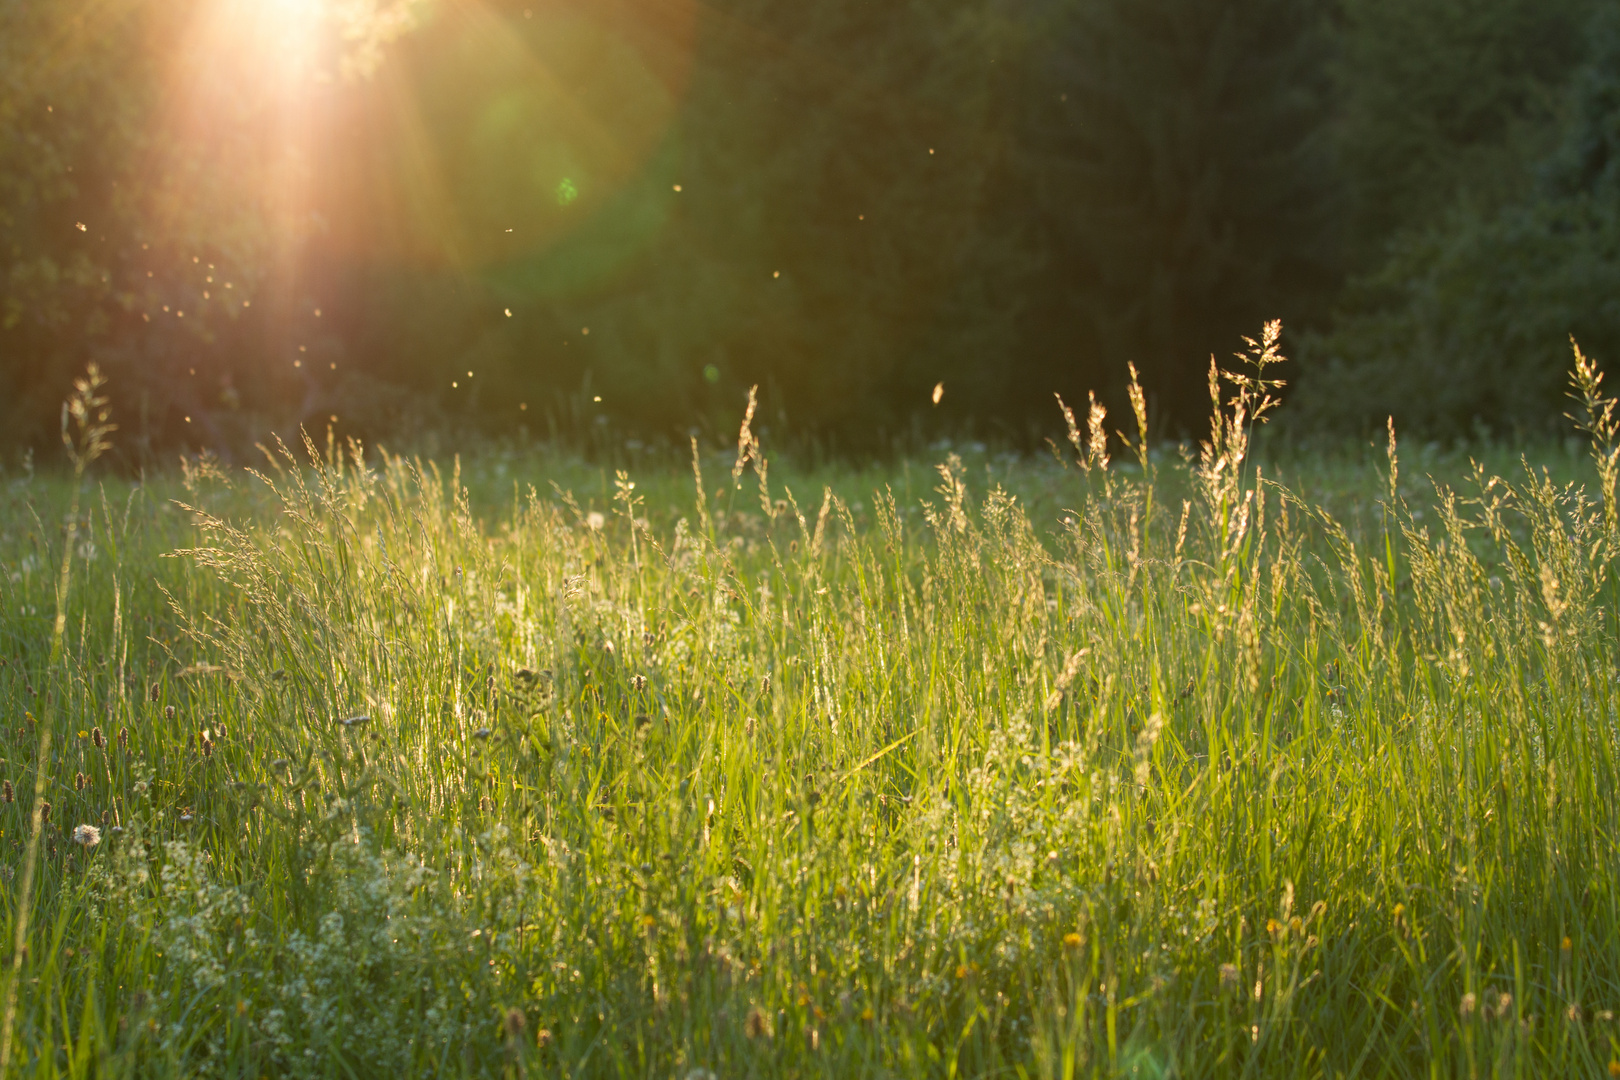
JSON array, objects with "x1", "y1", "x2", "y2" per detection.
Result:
[
  {"x1": 1606, "y1": 1060, "x2": 1619, "y2": 1078},
  {"x1": 955, "y1": 964, "x2": 970, "y2": 979},
  {"x1": 1266, "y1": 918, "x2": 1280, "y2": 936},
  {"x1": 641, "y1": 915, "x2": 656, "y2": 929},
  {"x1": 1561, "y1": 936, "x2": 1573, "y2": 953},
  {"x1": 1062, "y1": 932, "x2": 1082, "y2": 949}
]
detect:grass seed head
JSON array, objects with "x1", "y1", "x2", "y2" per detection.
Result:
[
  {"x1": 0, "y1": 780, "x2": 11, "y2": 803},
  {"x1": 91, "y1": 727, "x2": 104, "y2": 748}
]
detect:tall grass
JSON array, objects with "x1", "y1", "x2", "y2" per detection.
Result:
[{"x1": 0, "y1": 333, "x2": 1617, "y2": 1077}]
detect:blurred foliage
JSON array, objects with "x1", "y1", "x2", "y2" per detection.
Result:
[
  {"x1": 2, "y1": 0, "x2": 1619, "y2": 451},
  {"x1": 1292, "y1": 0, "x2": 1619, "y2": 436}
]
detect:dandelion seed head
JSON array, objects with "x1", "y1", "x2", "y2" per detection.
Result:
[{"x1": 72, "y1": 823, "x2": 101, "y2": 847}]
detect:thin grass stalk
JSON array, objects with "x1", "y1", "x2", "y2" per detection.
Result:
[{"x1": 1, "y1": 364, "x2": 114, "y2": 1072}]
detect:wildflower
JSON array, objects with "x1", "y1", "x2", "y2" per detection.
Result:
[
  {"x1": 91, "y1": 727, "x2": 104, "y2": 748},
  {"x1": 955, "y1": 964, "x2": 970, "y2": 979},
  {"x1": 1062, "y1": 932, "x2": 1083, "y2": 949},
  {"x1": 150, "y1": 684, "x2": 160, "y2": 702},
  {"x1": 586, "y1": 512, "x2": 605, "y2": 530},
  {"x1": 631, "y1": 675, "x2": 647, "y2": 692},
  {"x1": 165, "y1": 705, "x2": 176, "y2": 720},
  {"x1": 72, "y1": 824, "x2": 100, "y2": 848},
  {"x1": 1266, "y1": 918, "x2": 1280, "y2": 936},
  {"x1": 1609, "y1": 1061, "x2": 1619, "y2": 1079},
  {"x1": 1219, "y1": 963, "x2": 1240, "y2": 990},
  {"x1": 1561, "y1": 936, "x2": 1573, "y2": 954}
]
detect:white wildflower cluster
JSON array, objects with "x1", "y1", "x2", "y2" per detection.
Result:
[
  {"x1": 153, "y1": 841, "x2": 256, "y2": 995},
  {"x1": 130, "y1": 833, "x2": 545, "y2": 1079},
  {"x1": 911, "y1": 715, "x2": 1104, "y2": 969}
]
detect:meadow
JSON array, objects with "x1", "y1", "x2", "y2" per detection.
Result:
[{"x1": 2, "y1": 337, "x2": 1619, "y2": 1077}]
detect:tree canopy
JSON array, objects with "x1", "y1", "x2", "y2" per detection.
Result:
[{"x1": 2, "y1": 0, "x2": 1616, "y2": 453}]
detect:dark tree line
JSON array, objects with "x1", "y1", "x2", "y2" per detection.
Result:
[{"x1": 0, "y1": 0, "x2": 1613, "y2": 455}]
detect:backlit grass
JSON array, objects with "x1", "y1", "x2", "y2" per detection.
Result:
[{"x1": 1, "y1": 340, "x2": 1618, "y2": 1077}]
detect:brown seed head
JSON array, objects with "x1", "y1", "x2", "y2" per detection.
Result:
[
  {"x1": 75, "y1": 772, "x2": 86, "y2": 791},
  {"x1": 503, "y1": 1008, "x2": 526, "y2": 1039},
  {"x1": 165, "y1": 705, "x2": 176, "y2": 720},
  {"x1": 0, "y1": 779, "x2": 11, "y2": 803},
  {"x1": 91, "y1": 726, "x2": 104, "y2": 748}
]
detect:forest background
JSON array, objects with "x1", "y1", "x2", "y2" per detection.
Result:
[{"x1": 3, "y1": 0, "x2": 1619, "y2": 457}]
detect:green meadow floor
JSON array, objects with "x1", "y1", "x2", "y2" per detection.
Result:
[{"x1": 1, "y1": 413, "x2": 1618, "y2": 1076}]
